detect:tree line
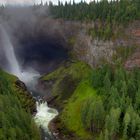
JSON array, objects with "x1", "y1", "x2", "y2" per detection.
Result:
[
  {"x1": 50, "y1": 0, "x2": 140, "y2": 24},
  {"x1": 49, "y1": 0, "x2": 140, "y2": 40}
]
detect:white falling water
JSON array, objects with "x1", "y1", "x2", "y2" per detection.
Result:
[
  {"x1": 0, "y1": 24, "x2": 21, "y2": 76},
  {"x1": 0, "y1": 24, "x2": 58, "y2": 134}
]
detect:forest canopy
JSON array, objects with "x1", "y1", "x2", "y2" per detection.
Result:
[{"x1": 50, "y1": 0, "x2": 140, "y2": 24}]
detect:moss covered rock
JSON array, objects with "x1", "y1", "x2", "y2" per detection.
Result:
[{"x1": 40, "y1": 61, "x2": 92, "y2": 110}]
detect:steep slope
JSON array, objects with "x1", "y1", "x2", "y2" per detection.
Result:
[
  {"x1": 39, "y1": 61, "x2": 92, "y2": 110},
  {"x1": 0, "y1": 69, "x2": 41, "y2": 140}
]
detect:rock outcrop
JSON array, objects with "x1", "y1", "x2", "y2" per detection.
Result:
[{"x1": 15, "y1": 79, "x2": 36, "y2": 113}]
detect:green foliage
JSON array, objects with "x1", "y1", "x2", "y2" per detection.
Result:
[
  {"x1": 41, "y1": 61, "x2": 92, "y2": 107},
  {"x1": 61, "y1": 79, "x2": 96, "y2": 139},
  {"x1": 113, "y1": 45, "x2": 137, "y2": 63},
  {"x1": 105, "y1": 107, "x2": 121, "y2": 139},
  {"x1": 68, "y1": 36, "x2": 76, "y2": 46},
  {"x1": 88, "y1": 23, "x2": 113, "y2": 40},
  {"x1": 50, "y1": 0, "x2": 140, "y2": 24},
  {"x1": 84, "y1": 65, "x2": 140, "y2": 139},
  {"x1": 49, "y1": 0, "x2": 140, "y2": 40},
  {"x1": 41, "y1": 55, "x2": 140, "y2": 140},
  {"x1": 60, "y1": 64, "x2": 140, "y2": 140},
  {"x1": 0, "y1": 70, "x2": 41, "y2": 140},
  {"x1": 81, "y1": 97, "x2": 105, "y2": 133}
]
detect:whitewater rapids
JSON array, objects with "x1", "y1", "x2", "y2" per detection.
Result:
[
  {"x1": 19, "y1": 71, "x2": 58, "y2": 133},
  {"x1": 34, "y1": 102, "x2": 58, "y2": 132}
]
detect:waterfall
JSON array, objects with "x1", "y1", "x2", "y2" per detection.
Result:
[
  {"x1": 0, "y1": 24, "x2": 21, "y2": 76},
  {"x1": 0, "y1": 24, "x2": 58, "y2": 138}
]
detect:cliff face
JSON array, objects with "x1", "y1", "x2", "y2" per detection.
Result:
[
  {"x1": 68, "y1": 20, "x2": 140, "y2": 68},
  {"x1": 28, "y1": 19, "x2": 139, "y2": 68},
  {"x1": 73, "y1": 36, "x2": 114, "y2": 66},
  {"x1": 6, "y1": 16, "x2": 140, "y2": 71},
  {"x1": 124, "y1": 22, "x2": 140, "y2": 69}
]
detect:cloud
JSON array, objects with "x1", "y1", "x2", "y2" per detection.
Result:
[
  {"x1": 0, "y1": 0, "x2": 35, "y2": 5},
  {"x1": 0, "y1": 0, "x2": 90, "y2": 5}
]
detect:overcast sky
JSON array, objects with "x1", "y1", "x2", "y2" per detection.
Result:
[{"x1": 0, "y1": 0, "x2": 91, "y2": 5}]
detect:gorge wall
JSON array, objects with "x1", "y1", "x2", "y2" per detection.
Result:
[
  {"x1": 1, "y1": 5, "x2": 140, "y2": 72},
  {"x1": 1, "y1": 6, "x2": 140, "y2": 75},
  {"x1": 13, "y1": 18, "x2": 140, "y2": 69}
]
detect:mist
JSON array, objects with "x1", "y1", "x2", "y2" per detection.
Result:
[{"x1": 0, "y1": 5, "x2": 69, "y2": 74}]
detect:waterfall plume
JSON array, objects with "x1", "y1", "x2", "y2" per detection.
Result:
[{"x1": 0, "y1": 24, "x2": 21, "y2": 76}]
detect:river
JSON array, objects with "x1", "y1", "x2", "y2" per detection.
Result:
[{"x1": 20, "y1": 72, "x2": 58, "y2": 140}]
